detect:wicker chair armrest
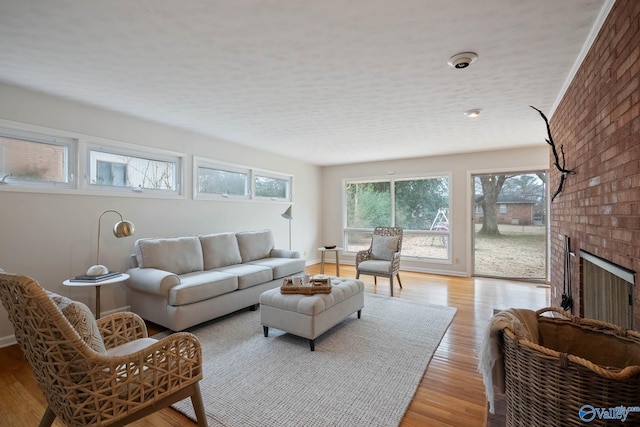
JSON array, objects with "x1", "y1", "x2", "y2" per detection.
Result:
[
  {"x1": 104, "y1": 331, "x2": 202, "y2": 380},
  {"x1": 390, "y1": 252, "x2": 401, "y2": 273},
  {"x1": 355, "y1": 249, "x2": 371, "y2": 266},
  {"x1": 68, "y1": 332, "x2": 203, "y2": 424},
  {"x1": 97, "y1": 312, "x2": 148, "y2": 349}
]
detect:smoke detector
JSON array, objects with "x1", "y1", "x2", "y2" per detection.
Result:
[{"x1": 448, "y1": 52, "x2": 478, "y2": 69}]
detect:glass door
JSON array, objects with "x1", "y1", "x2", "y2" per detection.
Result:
[{"x1": 472, "y1": 172, "x2": 547, "y2": 281}]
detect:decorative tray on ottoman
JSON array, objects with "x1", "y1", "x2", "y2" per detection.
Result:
[{"x1": 280, "y1": 277, "x2": 332, "y2": 295}]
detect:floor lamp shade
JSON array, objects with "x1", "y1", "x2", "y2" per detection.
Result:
[
  {"x1": 281, "y1": 206, "x2": 293, "y2": 250},
  {"x1": 86, "y1": 210, "x2": 135, "y2": 276}
]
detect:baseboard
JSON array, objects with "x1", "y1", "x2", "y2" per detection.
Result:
[
  {"x1": 0, "y1": 334, "x2": 16, "y2": 348},
  {"x1": 0, "y1": 305, "x2": 132, "y2": 349}
]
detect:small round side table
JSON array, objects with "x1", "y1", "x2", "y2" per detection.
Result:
[
  {"x1": 63, "y1": 273, "x2": 129, "y2": 318},
  {"x1": 318, "y1": 247, "x2": 343, "y2": 277}
]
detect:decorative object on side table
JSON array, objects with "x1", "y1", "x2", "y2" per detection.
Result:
[{"x1": 87, "y1": 209, "x2": 135, "y2": 276}]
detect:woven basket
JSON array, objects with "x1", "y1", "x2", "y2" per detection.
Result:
[{"x1": 503, "y1": 307, "x2": 640, "y2": 426}]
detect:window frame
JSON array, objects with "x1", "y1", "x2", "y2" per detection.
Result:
[
  {"x1": 84, "y1": 142, "x2": 183, "y2": 196},
  {"x1": 193, "y1": 157, "x2": 251, "y2": 200},
  {"x1": 343, "y1": 173, "x2": 452, "y2": 262},
  {"x1": 252, "y1": 169, "x2": 293, "y2": 202},
  {"x1": 0, "y1": 125, "x2": 77, "y2": 190},
  {"x1": 194, "y1": 156, "x2": 292, "y2": 203}
]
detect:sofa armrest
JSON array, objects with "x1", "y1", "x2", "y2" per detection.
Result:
[
  {"x1": 270, "y1": 248, "x2": 300, "y2": 259},
  {"x1": 125, "y1": 267, "x2": 180, "y2": 297}
]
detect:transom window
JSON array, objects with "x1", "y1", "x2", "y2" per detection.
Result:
[
  {"x1": 0, "y1": 127, "x2": 76, "y2": 188},
  {"x1": 196, "y1": 160, "x2": 250, "y2": 198},
  {"x1": 254, "y1": 172, "x2": 291, "y2": 201},
  {"x1": 87, "y1": 147, "x2": 181, "y2": 194},
  {"x1": 194, "y1": 157, "x2": 292, "y2": 202}
]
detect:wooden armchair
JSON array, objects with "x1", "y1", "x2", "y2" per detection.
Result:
[
  {"x1": 0, "y1": 272, "x2": 208, "y2": 427},
  {"x1": 355, "y1": 226, "x2": 403, "y2": 296}
]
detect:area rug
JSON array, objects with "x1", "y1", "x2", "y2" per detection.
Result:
[{"x1": 172, "y1": 293, "x2": 456, "y2": 427}]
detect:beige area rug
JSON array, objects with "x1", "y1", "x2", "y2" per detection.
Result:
[{"x1": 173, "y1": 293, "x2": 456, "y2": 427}]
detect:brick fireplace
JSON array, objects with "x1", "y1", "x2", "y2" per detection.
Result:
[{"x1": 549, "y1": 0, "x2": 639, "y2": 329}]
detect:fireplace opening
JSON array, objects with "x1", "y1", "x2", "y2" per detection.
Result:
[{"x1": 580, "y1": 250, "x2": 635, "y2": 329}]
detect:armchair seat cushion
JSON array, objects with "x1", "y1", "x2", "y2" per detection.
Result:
[
  {"x1": 357, "y1": 259, "x2": 394, "y2": 274},
  {"x1": 106, "y1": 337, "x2": 158, "y2": 357}
]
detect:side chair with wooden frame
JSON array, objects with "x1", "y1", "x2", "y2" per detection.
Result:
[{"x1": 355, "y1": 226, "x2": 403, "y2": 296}]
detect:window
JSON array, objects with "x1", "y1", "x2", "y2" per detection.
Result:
[
  {"x1": 344, "y1": 175, "x2": 451, "y2": 261},
  {"x1": 194, "y1": 157, "x2": 292, "y2": 202},
  {"x1": 254, "y1": 171, "x2": 292, "y2": 201},
  {"x1": 195, "y1": 160, "x2": 250, "y2": 198},
  {"x1": 499, "y1": 204, "x2": 507, "y2": 213},
  {"x1": 0, "y1": 127, "x2": 75, "y2": 188},
  {"x1": 88, "y1": 147, "x2": 181, "y2": 194}
]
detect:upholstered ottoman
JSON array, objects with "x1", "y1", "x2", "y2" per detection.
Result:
[{"x1": 259, "y1": 277, "x2": 365, "y2": 351}]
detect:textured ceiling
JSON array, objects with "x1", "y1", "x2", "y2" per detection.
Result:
[{"x1": 0, "y1": 0, "x2": 609, "y2": 166}]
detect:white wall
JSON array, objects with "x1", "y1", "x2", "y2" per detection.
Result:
[
  {"x1": 0, "y1": 82, "x2": 551, "y2": 345},
  {"x1": 321, "y1": 146, "x2": 549, "y2": 276},
  {"x1": 0, "y1": 83, "x2": 322, "y2": 345}
]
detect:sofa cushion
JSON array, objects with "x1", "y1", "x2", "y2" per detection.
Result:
[
  {"x1": 215, "y1": 264, "x2": 273, "y2": 289},
  {"x1": 135, "y1": 236, "x2": 204, "y2": 275},
  {"x1": 248, "y1": 257, "x2": 307, "y2": 279},
  {"x1": 200, "y1": 232, "x2": 242, "y2": 270},
  {"x1": 169, "y1": 271, "x2": 238, "y2": 306},
  {"x1": 236, "y1": 230, "x2": 274, "y2": 263},
  {"x1": 371, "y1": 235, "x2": 400, "y2": 261},
  {"x1": 47, "y1": 291, "x2": 107, "y2": 354}
]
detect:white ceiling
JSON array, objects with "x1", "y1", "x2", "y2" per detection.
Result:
[{"x1": 0, "y1": 1, "x2": 610, "y2": 166}]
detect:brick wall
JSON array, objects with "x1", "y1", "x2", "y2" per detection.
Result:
[{"x1": 549, "y1": 0, "x2": 640, "y2": 328}]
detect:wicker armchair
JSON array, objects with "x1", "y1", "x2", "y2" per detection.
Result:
[
  {"x1": 355, "y1": 226, "x2": 403, "y2": 296},
  {"x1": 0, "y1": 272, "x2": 208, "y2": 427}
]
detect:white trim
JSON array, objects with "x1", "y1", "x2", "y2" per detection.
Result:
[
  {"x1": 580, "y1": 250, "x2": 635, "y2": 285},
  {"x1": 550, "y1": 0, "x2": 616, "y2": 118},
  {"x1": 0, "y1": 334, "x2": 16, "y2": 349}
]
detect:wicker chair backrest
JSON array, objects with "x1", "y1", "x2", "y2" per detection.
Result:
[
  {"x1": 0, "y1": 273, "x2": 99, "y2": 422},
  {"x1": 372, "y1": 226, "x2": 403, "y2": 252}
]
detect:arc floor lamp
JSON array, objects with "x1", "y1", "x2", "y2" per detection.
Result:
[{"x1": 281, "y1": 205, "x2": 293, "y2": 250}]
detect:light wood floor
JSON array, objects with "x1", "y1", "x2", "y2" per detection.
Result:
[{"x1": 0, "y1": 264, "x2": 548, "y2": 427}]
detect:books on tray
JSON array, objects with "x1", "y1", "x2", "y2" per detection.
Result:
[{"x1": 70, "y1": 271, "x2": 122, "y2": 282}]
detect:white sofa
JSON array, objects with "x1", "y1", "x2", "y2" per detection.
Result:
[{"x1": 125, "y1": 229, "x2": 305, "y2": 331}]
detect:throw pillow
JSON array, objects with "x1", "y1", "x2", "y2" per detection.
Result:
[
  {"x1": 47, "y1": 291, "x2": 107, "y2": 354},
  {"x1": 371, "y1": 235, "x2": 400, "y2": 261}
]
